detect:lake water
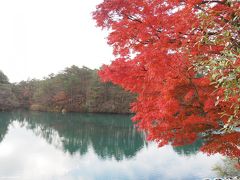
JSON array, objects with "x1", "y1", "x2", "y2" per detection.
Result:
[{"x1": 0, "y1": 111, "x2": 234, "y2": 180}]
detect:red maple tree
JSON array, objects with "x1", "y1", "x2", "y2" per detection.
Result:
[{"x1": 93, "y1": 0, "x2": 240, "y2": 158}]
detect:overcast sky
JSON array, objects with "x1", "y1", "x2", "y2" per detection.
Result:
[{"x1": 0, "y1": 0, "x2": 113, "y2": 83}]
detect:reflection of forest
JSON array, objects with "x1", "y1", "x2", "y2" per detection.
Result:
[
  {"x1": 0, "y1": 112, "x2": 12, "y2": 142},
  {"x1": 0, "y1": 111, "x2": 206, "y2": 159},
  {"x1": 11, "y1": 111, "x2": 146, "y2": 161},
  {"x1": 173, "y1": 138, "x2": 204, "y2": 156},
  {"x1": 1, "y1": 111, "x2": 239, "y2": 167}
]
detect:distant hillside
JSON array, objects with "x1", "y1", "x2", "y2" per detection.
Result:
[
  {"x1": 0, "y1": 71, "x2": 19, "y2": 110},
  {"x1": 10, "y1": 66, "x2": 135, "y2": 113}
]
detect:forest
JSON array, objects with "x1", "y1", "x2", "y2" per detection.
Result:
[{"x1": 0, "y1": 66, "x2": 134, "y2": 113}]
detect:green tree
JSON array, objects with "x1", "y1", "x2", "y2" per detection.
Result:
[{"x1": 0, "y1": 70, "x2": 9, "y2": 84}]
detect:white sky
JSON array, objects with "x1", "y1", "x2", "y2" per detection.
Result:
[{"x1": 0, "y1": 0, "x2": 113, "y2": 83}]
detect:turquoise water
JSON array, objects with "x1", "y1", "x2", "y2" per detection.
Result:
[{"x1": 0, "y1": 111, "x2": 227, "y2": 179}]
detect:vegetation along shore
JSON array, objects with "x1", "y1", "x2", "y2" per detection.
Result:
[{"x1": 0, "y1": 66, "x2": 135, "y2": 113}]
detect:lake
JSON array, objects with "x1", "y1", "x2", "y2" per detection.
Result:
[{"x1": 0, "y1": 111, "x2": 236, "y2": 180}]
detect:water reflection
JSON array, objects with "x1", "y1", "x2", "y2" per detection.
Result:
[
  {"x1": 173, "y1": 138, "x2": 205, "y2": 156},
  {"x1": 10, "y1": 111, "x2": 146, "y2": 161},
  {"x1": 0, "y1": 112, "x2": 12, "y2": 142},
  {"x1": 0, "y1": 111, "x2": 236, "y2": 179}
]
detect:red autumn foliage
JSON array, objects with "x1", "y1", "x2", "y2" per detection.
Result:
[{"x1": 93, "y1": 0, "x2": 240, "y2": 158}]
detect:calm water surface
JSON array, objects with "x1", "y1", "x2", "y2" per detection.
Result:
[{"x1": 0, "y1": 111, "x2": 232, "y2": 180}]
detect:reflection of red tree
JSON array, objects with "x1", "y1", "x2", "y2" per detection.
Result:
[{"x1": 93, "y1": 0, "x2": 240, "y2": 159}]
